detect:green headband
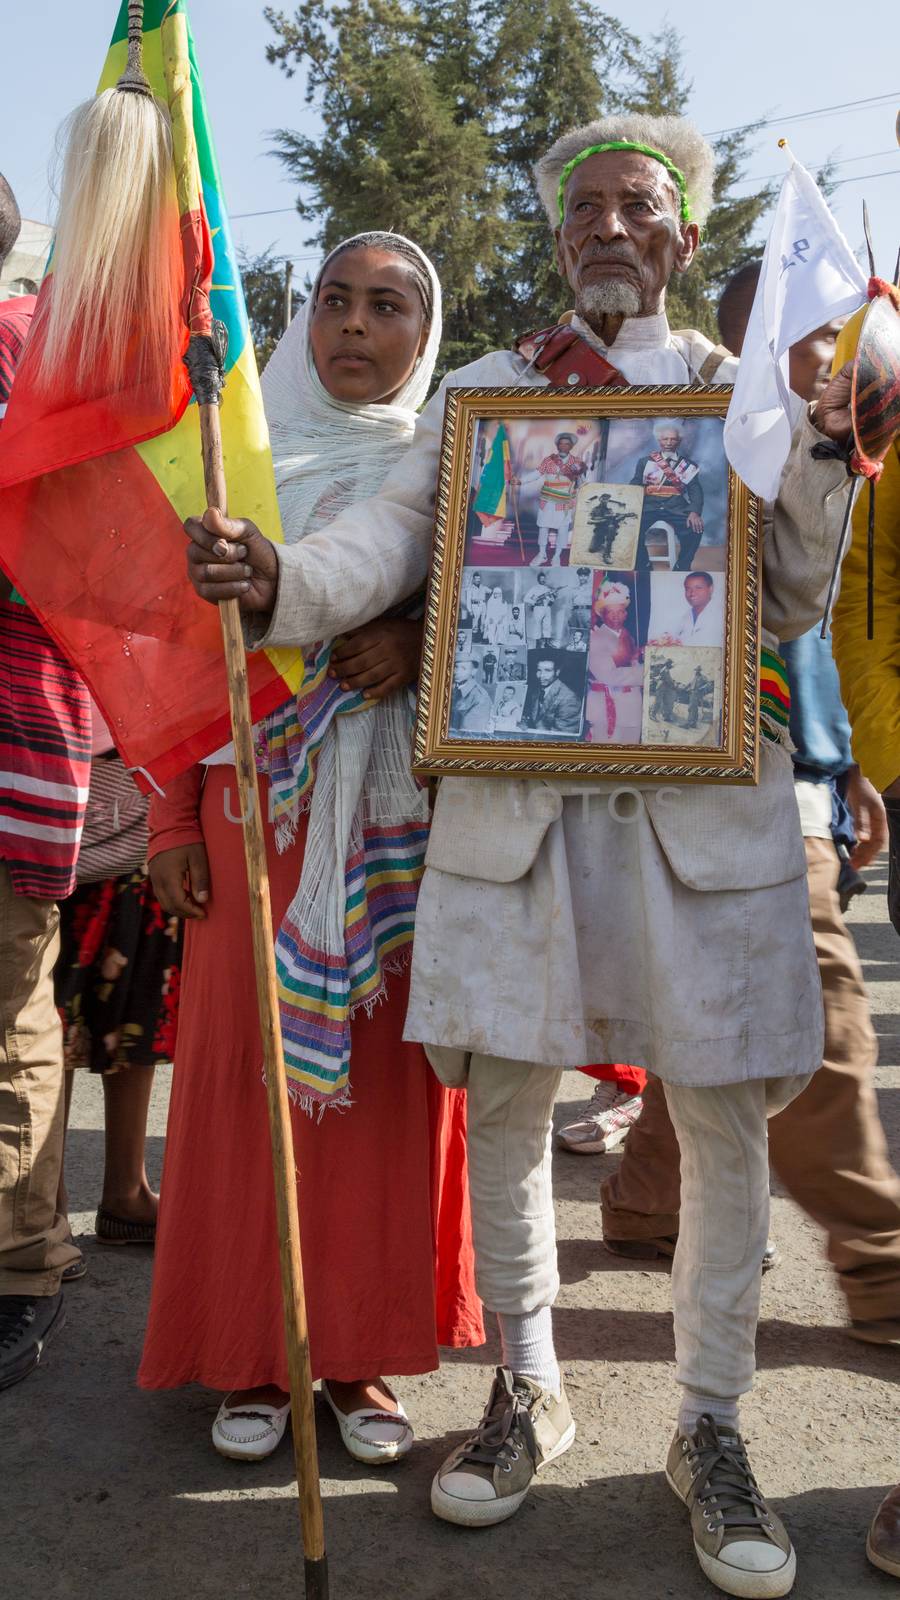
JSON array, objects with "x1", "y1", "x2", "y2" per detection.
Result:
[{"x1": 557, "y1": 141, "x2": 692, "y2": 224}]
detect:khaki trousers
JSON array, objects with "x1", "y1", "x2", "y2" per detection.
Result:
[
  {"x1": 432, "y1": 1049, "x2": 802, "y2": 1402},
  {"x1": 0, "y1": 865, "x2": 77, "y2": 1295},
  {"x1": 601, "y1": 838, "x2": 900, "y2": 1323}
]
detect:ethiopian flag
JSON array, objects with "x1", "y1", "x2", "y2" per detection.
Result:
[
  {"x1": 0, "y1": 1, "x2": 301, "y2": 790},
  {"x1": 474, "y1": 422, "x2": 511, "y2": 527}
]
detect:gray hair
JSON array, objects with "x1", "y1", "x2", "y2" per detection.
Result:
[
  {"x1": 653, "y1": 417, "x2": 684, "y2": 439},
  {"x1": 535, "y1": 114, "x2": 716, "y2": 230}
]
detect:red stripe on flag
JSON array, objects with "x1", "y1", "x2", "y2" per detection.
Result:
[
  {"x1": 0, "y1": 285, "x2": 192, "y2": 489},
  {"x1": 0, "y1": 447, "x2": 291, "y2": 790}
]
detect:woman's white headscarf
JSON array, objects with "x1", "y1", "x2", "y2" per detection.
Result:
[
  {"x1": 257, "y1": 233, "x2": 443, "y2": 1115},
  {"x1": 261, "y1": 233, "x2": 442, "y2": 544}
]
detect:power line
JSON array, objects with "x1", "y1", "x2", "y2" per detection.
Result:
[
  {"x1": 734, "y1": 149, "x2": 899, "y2": 188},
  {"x1": 706, "y1": 89, "x2": 900, "y2": 139},
  {"x1": 232, "y1": 206, "x2": 299, "y2": 219}
]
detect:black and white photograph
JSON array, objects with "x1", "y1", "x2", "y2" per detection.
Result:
[
  {"x1": 647, "y1": 569, "x2": 726, "y2": 650},
  {"x1": 641, "y1": 645, "x2": 724, "y2": 746},
  {"x1": 569, "y1": 481, "x2": 643, "y2": 570},
  {"x1": 448, "y1": 642, "x2": 531, "y2": 739},
  {"x1": 520, "y1": 646, "x2": 587, "y2": 739}
]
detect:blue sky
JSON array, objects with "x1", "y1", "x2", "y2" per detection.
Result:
[{"x1": 4, "y1": 0, "x2": 899, "y2": 288}]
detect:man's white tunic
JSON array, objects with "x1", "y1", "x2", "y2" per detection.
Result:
[{"x1": 256, "y1": 311, "x2": 851, "y2": 1087}]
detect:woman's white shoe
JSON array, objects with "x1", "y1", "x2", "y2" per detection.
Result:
[
  {"x1": 321, "y1": 1381, "x2": 414, "y2": 1464},
  {"x1": 211, "y1": 1394, "x2": 291, "y2": 1461}
]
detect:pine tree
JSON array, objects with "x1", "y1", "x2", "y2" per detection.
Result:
[
  {"x1": 263, "y1": 4, "x2": 775, "y2": 365},
  {"x1": 239, "y1": 247, "x2": 295, "y2": 368}
]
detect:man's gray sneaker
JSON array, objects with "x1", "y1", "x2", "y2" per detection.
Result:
[
  {"x1": 431, "y1": 1366, "x2": 575, "y2": 1527},
  {"x1": 666, "y1": 1414, "x2": 796, "y2": 1598}
]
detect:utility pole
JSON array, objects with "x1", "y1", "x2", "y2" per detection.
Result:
[{"x1": 283, "y1": 259, "x2": 294, "y2": 334}]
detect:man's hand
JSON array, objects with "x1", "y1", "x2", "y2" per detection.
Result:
[
  {"x1": 185, "y1": 507, "x2": 278, "y2": 613},
  {"x1": 846, "y1": 766, "x2": 889, "y2": 869},
  {"x1": 811, "y1": 360, "x2": 853, "y2": 444},
  {"x1": 330, "y1": 618, "x2": 424, "y2": 700},
  {"x1": 687, "y1": 511, "x2": 704, "y2": 534},
  {"x1": 149, "y1": 843, "x2": 211, "y2": 920}
]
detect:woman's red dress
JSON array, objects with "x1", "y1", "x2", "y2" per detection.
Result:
[{"x1": 138, "y1": 767, "x2": 483, "y2": 1392}]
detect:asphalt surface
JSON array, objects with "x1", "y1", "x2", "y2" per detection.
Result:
[{"x1": 5, "y1": 863, "x2": 899, "y2": 1600}]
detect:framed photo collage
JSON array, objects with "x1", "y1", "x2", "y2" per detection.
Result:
[{"x1": 413, "y1": 388, "x2": 761, "y2": 784}]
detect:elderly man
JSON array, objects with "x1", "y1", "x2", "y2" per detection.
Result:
[
  {"x1": 186, "y1": 114, "x2": 855, "y2": 1597},
  {"x1": 632, "y1": 418, "x2": 704, "y2": 570}
]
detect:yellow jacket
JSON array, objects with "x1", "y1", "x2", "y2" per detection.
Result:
[{"x1": 831, "y1": 307, "x2": 900, "y2": 791}]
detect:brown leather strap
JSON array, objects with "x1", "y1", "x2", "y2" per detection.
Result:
[
  {"x1": 696, "y1": 345, "x2": 733, "y2": 385},
  {"x1": 515, "y1": 324, "x2": 628, "y2": 389}
]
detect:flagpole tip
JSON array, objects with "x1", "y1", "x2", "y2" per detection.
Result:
[{"x1": 777, "y1": 138, "x2": 787, "y2": 149}]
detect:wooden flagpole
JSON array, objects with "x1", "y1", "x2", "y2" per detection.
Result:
[
  {"x1": 189, "y1": 331, "x2": 329, "y2": 1598},
  {"x1": 158, "y1": 4, "x2": 328, "y2": 1591}
]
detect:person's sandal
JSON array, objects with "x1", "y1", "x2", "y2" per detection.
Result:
[
  {"x1": 95, "y1": 1207, "x2": 156, "y2": 1246},
  {"x1": 212, "y1": 1395, "x2": 291, "y2": 1460},
  {"x1": 62, "y1": 1253, "x2": 87, "y2": 1282},
  {"x1": 321, "y1": 1381, "x2": 413, "y2": 1464}
]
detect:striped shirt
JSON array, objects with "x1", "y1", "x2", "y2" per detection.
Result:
[{"x1": 0, "y1": 296, "x2": 90, "y2": 898}]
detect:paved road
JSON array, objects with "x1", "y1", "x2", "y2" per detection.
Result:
[{"x1": 7, "y1": 865, "x2": 899, "y2": 1599}]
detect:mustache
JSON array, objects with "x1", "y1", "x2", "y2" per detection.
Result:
[{"x1": 583, "y1": 244, "x2": 641, "y2": 269}]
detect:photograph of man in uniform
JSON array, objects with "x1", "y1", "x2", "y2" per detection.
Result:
[
  {"x1": 632, "y1": 419, "x2": 704, "y2": 571},
  {"x1": 450, "y1": 651, "x2": 492, "y2": 734},
  {"x1": 522, "y1": 650, "x2": 585, "y2": 736},
  {"x1": 517, "y1": 431, "x2": 589, "y2": 568},
  {"x1": 570, "y1": 483, "x2": 642, "y2": 569},
  {"x1": 642, "y1": 645, "x2": 723, "y2": 745}
]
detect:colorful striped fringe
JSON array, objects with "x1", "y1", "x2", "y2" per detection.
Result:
[
  {"x1": 759, "y1": 647, "x2": 791, "y2": 744},
  {"x1": 274, "y1": 817, "x2": 428, "y2": 1109},
  {"x1": 258, "y1": 622, "x2": 427, "y2": 1112}
]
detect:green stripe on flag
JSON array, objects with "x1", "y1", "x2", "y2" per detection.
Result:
[
  {"x1": 111, "y1": 0, "x2": 184, "y2": 44},
  {"x1": 474, "y1": 423, "x2": 509, "y2": 519}
]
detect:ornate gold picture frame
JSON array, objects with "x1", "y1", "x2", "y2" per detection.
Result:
[{"x1": 413, "y1": 386, "x2": 761, "y2": 784}]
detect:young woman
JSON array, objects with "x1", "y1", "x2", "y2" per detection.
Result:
[{"x1": 139, "y1": 234, "x2": 483, "y2": 1461}]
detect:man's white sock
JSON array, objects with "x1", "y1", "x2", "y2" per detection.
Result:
[
  {"x1": 678, "y1": 1393, "x2": 740, "y2": 1436},
  {"x1": 496, "y1": 1307, "x2": 560, "y2": 1397}
]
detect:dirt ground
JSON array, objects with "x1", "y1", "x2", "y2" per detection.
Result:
[{"x1": 5, "y1": 863, "x2": 899, "y2": 1600}]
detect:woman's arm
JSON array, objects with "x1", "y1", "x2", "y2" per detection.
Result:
[{"x1": 147, "y1": 765, "x2": 210, "y2": 920}]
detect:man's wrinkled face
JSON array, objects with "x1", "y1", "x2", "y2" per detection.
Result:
[
  {"x1": 657, "y1": 428, "x2": 681, "y2": 455},
  {"x1": 536, "y1": 660, "x2": 557, "y2": 688},
  {"x1": 555, "y1": 152, "x2": 699, "y2": 323}
]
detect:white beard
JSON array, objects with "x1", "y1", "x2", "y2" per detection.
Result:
[{"x1": 577, "y1": 279, "x2": 642, "y2": 320}]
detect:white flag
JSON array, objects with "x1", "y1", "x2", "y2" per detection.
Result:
[{"x1": 724, "y1": 158, "x2": 867, "y2": 500}]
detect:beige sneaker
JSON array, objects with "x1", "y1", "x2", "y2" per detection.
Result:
[
  {"x1": 666, "y1": 1415, "x2": 796, "y2": 1598},
  {"x1": 431, "y1": 1366, "x2": 575, "y2": 1527}
]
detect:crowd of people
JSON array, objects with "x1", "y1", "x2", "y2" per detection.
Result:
[{"x1": 1, "y1": 103, "x2": 898, "y2": 1599}]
